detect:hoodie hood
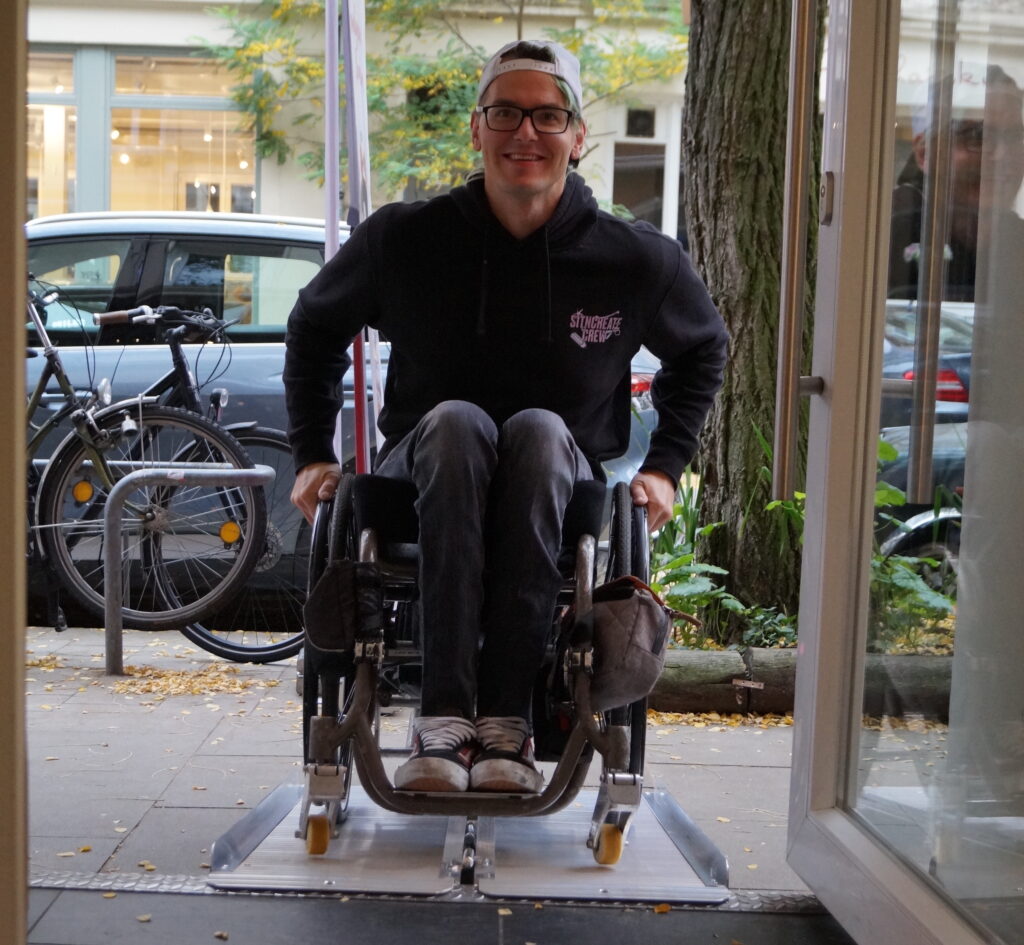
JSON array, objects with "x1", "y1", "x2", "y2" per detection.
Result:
[
  {"x1": 448, "y1": 172, "x2": 598, "y2": 248},
  {"x1": 449, "y1": 173, "x2": 599, "y2": 339}
]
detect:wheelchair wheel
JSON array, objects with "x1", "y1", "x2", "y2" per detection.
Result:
[
  {"x1": 302, "y1": 475, "x2": 357, "y2": 825},
  {"x1": 605, "y1": 480, "x2": 649, "y2": 776},
  {"x1": 328, "y1": 473, "x2": 356, "y2": 564}
]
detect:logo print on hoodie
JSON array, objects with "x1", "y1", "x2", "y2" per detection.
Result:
[{"x1": 569, "y1": 309, "x2": 622, "y2": 348}]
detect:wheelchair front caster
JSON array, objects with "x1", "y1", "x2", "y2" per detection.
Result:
[
  {"x1": 593, "y1": 823, "x2": 624, "y2": 865},
  {"x1": 305, "y1": 813, "x2": 332, "y2": 855}
]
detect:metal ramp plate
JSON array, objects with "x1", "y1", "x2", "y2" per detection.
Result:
[{"x1": 209, "y1": 785, "x2": 729, "y2": 904}]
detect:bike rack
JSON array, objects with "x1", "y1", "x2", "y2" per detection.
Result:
[{"x1": 102, "y1": 463, "x2": 275, "y2": 674}]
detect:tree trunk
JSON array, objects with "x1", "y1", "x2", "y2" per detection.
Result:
[{"x1": 683, "y1": 1, "x2": 821, "y2": 635}]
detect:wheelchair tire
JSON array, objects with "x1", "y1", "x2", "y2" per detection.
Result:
[
  {"x1": 605, "y1": 480, "x2": 649, "y2": 777},
  {"x1": 328, "y1": 473, "x2": 356, "y2": 564}
]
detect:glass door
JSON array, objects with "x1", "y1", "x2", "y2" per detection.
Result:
[{"x1": 788, "y1": 1, "x2": 1024, "y2": 943}]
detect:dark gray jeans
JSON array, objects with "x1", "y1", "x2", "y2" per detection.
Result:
[{"x1": 374, "y1": 401, "x2": 593, "y2": 721}]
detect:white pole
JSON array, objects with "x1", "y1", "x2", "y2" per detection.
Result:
[{"x1": 324, "y1": 0, "x2": 341, "y2": 261}]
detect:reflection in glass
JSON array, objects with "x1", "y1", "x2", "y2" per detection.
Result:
[{"x1": 858, "y1": 3, "x2": 1024, "y2": 940}]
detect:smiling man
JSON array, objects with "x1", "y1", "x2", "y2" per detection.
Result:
[{"x1": 284, "y1": 40, "x2": 727, "y2": 795}]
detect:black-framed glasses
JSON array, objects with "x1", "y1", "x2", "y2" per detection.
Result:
[
  {"x1": 951, "y1": 120, "x2": 1024, "y2": 154},
  {"x1": 476, "y1": 104, "x2": 575, "y2": 134}
]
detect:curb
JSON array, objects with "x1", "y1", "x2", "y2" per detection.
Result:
[{"x1": 649, "y1": 648, "x2": 952, "y2": 718}]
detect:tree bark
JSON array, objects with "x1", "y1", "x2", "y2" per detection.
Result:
[{"x1": 683, "y1": 1, "x2": 821, "y2": 634}]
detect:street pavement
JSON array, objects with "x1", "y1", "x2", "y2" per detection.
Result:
[{"x1": 25, "y1": 625, "x2": 806, "y2": 896}]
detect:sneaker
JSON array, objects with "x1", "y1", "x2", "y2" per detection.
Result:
[
  {"x1": 470, "y1": 717, "x2": 544, "y2": 793},
  {"x1": 394, "y1": 716, "x2": 477, "y2": 792}
]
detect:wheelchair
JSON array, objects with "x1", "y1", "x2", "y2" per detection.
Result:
[{"x1": 297, "y1": 472, "x2": 652, "y2": 867}]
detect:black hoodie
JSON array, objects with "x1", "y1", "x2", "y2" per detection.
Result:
[{"x1": 284, "y1": 174, "x2": 727, "y2": 484}]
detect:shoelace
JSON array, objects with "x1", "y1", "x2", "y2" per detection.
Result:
[
  {"x1": 414, "y1": 717, "x2": 476, "y2": 751},
  {"x1": 475, "y1": 716, "x2": 530, "y2": 752}
]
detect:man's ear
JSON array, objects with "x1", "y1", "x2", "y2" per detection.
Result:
[
  {"x1": 470, "y1": 111, "x2": 483, "y2": 152},
  {"x1": 571, "y1": 118, "x2": 587, "y2": 161}
]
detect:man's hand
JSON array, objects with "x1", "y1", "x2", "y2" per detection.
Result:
[
  {"x1": 629, "y1": 469, "x2": 677, "y2": 532},
  {"x1": 291, "y1": 461, "x2": 343, "y2": 524}
]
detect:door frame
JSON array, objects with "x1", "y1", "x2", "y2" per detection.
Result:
[{"x1": 786, "y1": 1, "x2": 990, "y2": 942}]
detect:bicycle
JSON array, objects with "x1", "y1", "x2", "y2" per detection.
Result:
[
  {"x1": 88, "y1": 302, "x2": 306, "y2": 663},
  {"x1": 27, "y1": 281, "x2": 268, "y2": 635}
]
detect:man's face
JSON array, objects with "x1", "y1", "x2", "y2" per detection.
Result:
[
  {"x1": 914, "y1": 91, "x2": 1024, "y2": 243},
  {"x1": 471, "y1": 69, "x2": 586, "y2": 204}
]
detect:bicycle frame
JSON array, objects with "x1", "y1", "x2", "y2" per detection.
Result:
[{"x1": 26, "y1": 297, "x2": 117, "y2": 494}]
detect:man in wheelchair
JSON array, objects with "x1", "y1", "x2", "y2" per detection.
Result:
[{"x1": 284, "y1": 40, "x2": 727, "y2": 795}]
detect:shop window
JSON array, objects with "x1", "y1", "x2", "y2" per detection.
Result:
[
  {"x1": 27, "y1": 104, "x2": 76, "y2": 219},
  {"x1": 115, "y1": 55, "x2": 235, "y2": 97},
  {"x1": 27, "y1": 49, "x2": 254, "y2": 216},
  {"x1": 109, "y1": 107, "x2": 254, "y2": 214},
  {"x1": 28, "y1": 53, "x2": 74, "y2": 95}
]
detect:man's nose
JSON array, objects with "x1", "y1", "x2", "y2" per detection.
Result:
[{"x1": 514, "y1": 115, "x2": 540, "y2": 141}]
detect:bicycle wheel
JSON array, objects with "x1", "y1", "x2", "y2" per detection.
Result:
[
  {"x1": 180, "y1": 428, "x2": 308, "y2": 663},
  {"x1": 37, "y1": 404, "x2": 266, "y2": 630}
]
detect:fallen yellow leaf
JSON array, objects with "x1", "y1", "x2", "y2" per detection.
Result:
[
  {"x1": 653, "y1": 903, "x2": 671, "y2": 914},
  {"x1": 497, "y1": 907, "x2": 512, "y2": 916},
  {"x1": 716, "y1": 816, "x2": 731, "y2": 823}
]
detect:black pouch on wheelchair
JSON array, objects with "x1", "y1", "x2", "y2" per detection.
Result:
[
  {"x1": 573, "y1": 575, "x2": 676, "y2": 712},
  {"x1": 303, "y1": 559, "x2": 383, "y2": 654}
]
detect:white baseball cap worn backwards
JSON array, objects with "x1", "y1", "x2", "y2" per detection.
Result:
[{"x1": 477, "y1": 41, "x2": 584, "y2": 114}]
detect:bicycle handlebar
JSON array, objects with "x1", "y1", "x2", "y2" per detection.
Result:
[
  {"x1": 93, "y1": 305, "x2": 232, "y2": 339},
  {"x1": 93, "y1": 306, "x2": 155, "y2": 326}
]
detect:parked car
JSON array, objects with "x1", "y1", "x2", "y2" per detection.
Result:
[
  {"x1": 879, "y1": 300, "x2": 973, "y2": 429},
  {"x1": 875, "y1": 421, "x2": 965, "y2": 594}
]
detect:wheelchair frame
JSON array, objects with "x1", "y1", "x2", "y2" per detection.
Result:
[{"x1": 297, "y1": 474, "x2": 651, "y2": 866}]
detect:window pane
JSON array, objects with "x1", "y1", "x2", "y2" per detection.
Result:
[
  {"x1": 859, "y1": 7, "x2": 1024, "y2": 937},
  {"x1": 26, "y1": 104, "x2": 76, "y2": 219},
  {"x1": 160, "y1": 240, "x2": 321, "y2": 330},
  {"x1": 115, "y1": 55, "x2": 234, "y2": 97},
  {"x1": 27, "y1": 237, "x2": 133, "y2": 321},
  {"x1": 613, "y1": 142, "x2": 666, "y2": 226},
  {"x1": 28, "y1": 53, "x2": 74, "y2": 95},
  {"x1": 238, "y1": 252, "x2": 322, "y2": 328},
  {"x1": 109, "y1": 108, "x2": 254, "y2": 212}
]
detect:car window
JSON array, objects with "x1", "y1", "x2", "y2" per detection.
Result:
[
  {"x1": 884, "y1": 301, "x2": 974, "y2": 354},
  {"x1": 159, "y1": 239, "x2": 322, "y2": 336},
  {"x1": 27, "y1": 237, "x2": 133, "y2": 325}
]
